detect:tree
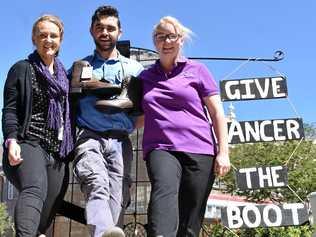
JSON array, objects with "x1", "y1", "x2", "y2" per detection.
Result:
[
  {"x1": 304, "y1": 122, "x2": 316, "y2": 140},
  {"x1": 205, "y1": 124, "x2": 316, "y2": 236},
  {"x1": 0, "y1": 203, "x2": 13, "y2": 236}
]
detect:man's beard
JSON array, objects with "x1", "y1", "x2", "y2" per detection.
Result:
[{"x1": 94, "y1": 38, "x2": 117, "y2": 52}]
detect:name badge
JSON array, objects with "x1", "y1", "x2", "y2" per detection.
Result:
[{"x1": 58, "y1": 126, "x2": 64, "y2": 141}]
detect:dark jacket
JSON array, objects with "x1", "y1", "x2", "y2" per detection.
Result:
[{"x1": 2, "y1": 60, "x2": 33, "y2": 141}]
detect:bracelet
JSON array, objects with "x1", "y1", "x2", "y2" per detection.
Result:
[{"x1": 5, "y1": 138, "x2": 17, "y2": 148}]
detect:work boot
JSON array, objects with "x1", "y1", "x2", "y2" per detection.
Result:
[
  {"x1": 70, "y1": 60, "x2": 91, "y2": 93},
  {"x1": 95, "y1": 76, "x2": 143, "y2": 114},
  {"x1": 102, "y1": 226, "x2": 125, "y2": 237},
  {"x1": 70, "y1": 60, "x2": 121, "y2": 97}
]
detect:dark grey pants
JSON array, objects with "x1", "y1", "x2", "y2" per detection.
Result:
[
  {"x1": 2, "y1": 142, "x2": 69, "y2": 237},
  {"x1": 146, "y1": 150, "x2": 215, "y2": 237}
]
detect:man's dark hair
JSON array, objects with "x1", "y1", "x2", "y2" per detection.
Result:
[{"x1": 91, "y1": 5, "x2": 121, "y2": 29}]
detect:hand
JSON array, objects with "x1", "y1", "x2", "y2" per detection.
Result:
[
  {"x1": 81, "y1": 79, "x2": 102, "y2": 89},
  {"x1": 81, "y1": 79, "x2": 119, "y2": 90},
  {"x1": 8, "y1": 140, "x2": 23, "y2": 166},
  {"x1": 214, "y1": 152, "x2": 230, "y2": 177}
]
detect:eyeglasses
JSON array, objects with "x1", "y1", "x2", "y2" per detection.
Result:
[{"x1": 154, "y1": 33, "x2": 180, "y2": 42}]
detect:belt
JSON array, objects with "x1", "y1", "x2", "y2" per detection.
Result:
[
  {"x1": 93, "y1": 129, "x2": 128, "y2": 140},
  {"x1": 79, "y1": 127, "x2": 129, "y2": 140},
  {"x1": 100, "y1": 130, "x2": 128, "y2": 139}
]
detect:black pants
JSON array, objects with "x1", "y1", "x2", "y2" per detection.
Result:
[
  {"x1": 2, "y1": 143, "x2": 69, "y2": 237},
  {"x1": 146, "y1": 150, "x2": 215, "y2": 237}
]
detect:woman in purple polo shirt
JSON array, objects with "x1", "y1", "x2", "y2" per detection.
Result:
[{"x1": 139, "y1": 16, "x2": 231, "y2": 237}]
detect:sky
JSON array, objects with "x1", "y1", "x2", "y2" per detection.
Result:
[{"x1": 1, "y1": 0, "x2": 315, "y2": 139}]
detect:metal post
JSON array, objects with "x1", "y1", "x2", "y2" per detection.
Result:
[{"x1": 131, "y1": 46, "x2": 285, "y2": 62}]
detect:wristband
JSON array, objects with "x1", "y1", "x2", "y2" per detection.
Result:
[{"x1": 5, "y1": 138, "x2": 17, "y2": 148}]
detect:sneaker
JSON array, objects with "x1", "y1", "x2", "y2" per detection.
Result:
[{"x1": 102, "y1": 226, "x2": 125, "y2": 237}]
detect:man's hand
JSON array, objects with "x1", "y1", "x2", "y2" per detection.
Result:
[{"x1": 81, "y1": 80, "x2": 121, "y2": 90}]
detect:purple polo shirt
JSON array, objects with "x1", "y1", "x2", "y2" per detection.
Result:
[{"x1": 139, "y1": 58, "x2": 219, "y2": 159}]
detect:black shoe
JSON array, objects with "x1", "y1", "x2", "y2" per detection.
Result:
[
  {"x1": 70, "y1": 60, "x2": 121, "y2": 97},
  {"x1": 70, "y1": 60, "x2": 90, "y2": 93},
  {"x1": 95, "y1": 76, "x2": 143, "y2": 114}
]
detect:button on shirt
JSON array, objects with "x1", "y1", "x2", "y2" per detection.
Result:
[
  {"x1": 139, "y1": 58, "x2": 219, "y2": 159},
  {"x1": 77, "y1": 51, "x2": 143, "y2": 133}
]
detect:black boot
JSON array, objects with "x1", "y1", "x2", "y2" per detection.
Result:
[
  {"x1": 70, "y1": 60, "x2": 121, "y2": 97},
  {"x1": 70, "y1": 60, "x2": 90, "y2": 93},
  {"x1": 95, "y1": 76, "x2": 143, "y2": 114}
]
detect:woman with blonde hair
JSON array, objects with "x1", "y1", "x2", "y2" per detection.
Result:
[
  {"x1": 2, "y1": 14, "x2": 73, "y2": 236},
  {"x1": 139, "y1": 16, "x2": 230, "y2": 237}
]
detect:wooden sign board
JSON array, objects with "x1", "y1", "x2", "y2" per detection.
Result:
[
  {"x1": 221, "y1": 203, "x2": 309, "y2": 228},
  {"x1": 236, "y1": 166, "x2": 288, "y2": 190},
  {"x1": 220, "y1": 76, "x2": 287, "y2": 101},
  {"x1": 228, "y1": 118, "x2": 304, "y2": 144}
]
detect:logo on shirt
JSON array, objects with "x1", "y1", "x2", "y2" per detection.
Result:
[{"x1": 182, "y1": 72, "x2": 195, "y2": 78}]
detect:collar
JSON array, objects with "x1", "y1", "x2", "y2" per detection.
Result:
[
  {"x1": 92, "y1": 49, "x2": 122, "y2": 63},
  {"x1": 154, "y1": 56, "x2": 188, "y2": 74}
]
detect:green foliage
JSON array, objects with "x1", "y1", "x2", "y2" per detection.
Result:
[
  {"x1": 221, "y1": 140, "x2": 316, "y2": 203},
  {"x1": 207, "y1": 124, "x2": 316, "y2": 236},
  {"x1": 0, "y1": 203, "x2": 13, "y2": 235},
  {"x1": 203, "y1": 224, "x2": 315, "y2": 237},
  {"x1": 303, "y1": 122, "x2": 316, "y2": 140}
]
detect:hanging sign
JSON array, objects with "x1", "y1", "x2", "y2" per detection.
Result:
[
  {"x1": 221, "y1": 203, "x2": 309, "y2": 228},
  {"x1": 228, "y1": 118, "x2": 304, "y2": 144},
  {"x1": 235, "y1": 166, "x2": 288, "y2": 190},
  {"x1": 220, "y1": 76, "x2": 287, "y2": 101}
]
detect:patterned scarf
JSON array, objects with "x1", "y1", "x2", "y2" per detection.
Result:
[{"x1": 28, "y1": 51, "x2": 73, "y2": 158}]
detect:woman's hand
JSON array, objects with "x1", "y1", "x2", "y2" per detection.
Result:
[
  {"x1": 8, "y1": 140, "x2": 23, "y2": 166},
  {"x1": 203, "y1": 95, "x2": 231, "y2": 177},
  {"x1": 214, "y1": 152, "x2": 230, "y2": 177}
]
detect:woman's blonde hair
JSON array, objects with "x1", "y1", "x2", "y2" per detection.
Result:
[
  {"x1": 32, "y1": 14, "x2": 64, "y2": 44},
  {"x1": 153, "y1": 16, "x2": 193, "y2": 42}
]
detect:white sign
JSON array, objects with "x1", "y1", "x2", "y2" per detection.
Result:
[
  {"x1": 228, "y1": 118, "x2": 304, "y2": 144},
  {"x1": 220, "y1": 76, "x2": 287, "y2": 101},
  {"x1": 236, "y1": 166, "x2": 288, "y2": 190},
  {"x1": 81, "y1": 66, "x2": 93, "y2": 79},
  {"x1": 221, "y1": 203, "x2": 309, "y2": 228}
]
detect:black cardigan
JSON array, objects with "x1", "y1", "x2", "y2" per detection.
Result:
[{"x1": 2, "y1": 60, "x2": 33, "y2": 141}]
